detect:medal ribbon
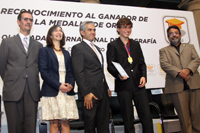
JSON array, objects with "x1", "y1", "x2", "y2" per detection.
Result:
[{"x1": 124, "y1": 39, "x2": 131, "y2": 57}]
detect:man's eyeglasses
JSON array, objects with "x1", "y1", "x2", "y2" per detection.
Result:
[
  {"x1": 120, "y1": 26, "x2": 132, "y2": 29},
  {"x1": 22, "y1": 18, "x2": 33, "y2": 22},
  {"x1": 169, "y1": 32, "x2": 179, "y2": 36}
]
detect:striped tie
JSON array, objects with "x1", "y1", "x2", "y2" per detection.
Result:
[
  {"x1": 90, "y1": 43, "x2": 101, "y2": 62},
  {"x1": 23, "y1": 37, "x2": 28, "y2": 53}
]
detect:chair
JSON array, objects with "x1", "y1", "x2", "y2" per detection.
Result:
[
  {"x1": 38, "y1": 105, "x2": 48, "y2": 133},
  {"x1": 39, "y1": 122, "x2": 47, "y2": 133},
  {"x1": 109, "y1": 95, "x2": 141, "y2": 133},
  {"x1": 146, "y1": 88, "x2": 179, "y2": 133},
  {"x1": 109, "y1": 92, "x2": 166, "y2": 133},
  {"x1": 69, "y1": 99, "x2": 84, "y2": 130}
]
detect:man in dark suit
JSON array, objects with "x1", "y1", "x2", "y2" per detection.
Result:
[
  {"x1": 0, "y1": 11, "x2": 43, "y2": 133},
  {"x1": 160, "y1": 25, "x2": 200, "y2": 133},
  {"x1": 71, "y1": 21, "x2": 111, "y2": 133},
  {"x1": 107, "y1": 18, "x2": 154, "y2": 133}
]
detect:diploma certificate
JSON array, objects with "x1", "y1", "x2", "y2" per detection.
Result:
[{"x1": 112, "y1": 61, "x2": 129, "y2": 78}]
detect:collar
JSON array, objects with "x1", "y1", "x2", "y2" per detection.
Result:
[
  {"x1": 172, "y1": 42, "x2": 181, "y2": 48},
  {"x1": 83, "y1": 38, "x2": 94, "y2": 49},
  {"x1": 19, "y1": 33, "x2": 30, "y2": 44}
]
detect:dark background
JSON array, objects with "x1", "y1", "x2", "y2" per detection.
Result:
[{"x1": 55, "y1": 0, "x2": 183, "y2": 10}]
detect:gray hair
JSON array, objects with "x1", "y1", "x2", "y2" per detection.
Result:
[{"x1": 79, "y1": 21, "x2": 95, "y2": 32}]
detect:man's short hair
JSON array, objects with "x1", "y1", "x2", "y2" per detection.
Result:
[
  {"x1": 79, "y1": 21, "x2": 94, "y2": 37},
  {"x1": 79, "y1": 21, "x2": 94, "y2": 32},
  {"x1": 116, "y1": 18, "x2": 133, "y2": 34},
  {"x1": 17, "y1": 10, "x2": 33, "y2": 21},
  {"x1": 167, "y1": 25, "x2": 181, "y2": 37}
]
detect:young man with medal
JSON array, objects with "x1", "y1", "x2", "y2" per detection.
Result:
[{"x1": 107, "y1": 18, "x2": 154, "y2": 133}]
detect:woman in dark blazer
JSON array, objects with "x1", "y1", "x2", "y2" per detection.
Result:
[{"x1": 39, "y1": 25, "x2": 79, "y2": 133}]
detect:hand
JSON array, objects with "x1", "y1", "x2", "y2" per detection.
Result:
[
  {"x1": 64, "y1": 83, "x2": 73, "y2": 93},
  {"x1": 84, "y1": 93, "x2": 98, "y2": 109},
  {"x1": 138, "y1": 77, "x2": 146, "y2": 88},
  {"x1": 59, "y1": 83, "x2": 73, "y2": 93},
  {"x1": 118, "y1": 74, "x2": 128, "y2": 81},
  {"x1": 59, "y1": 83, "x2": 68, "y2": 92},
  {"x1": 178, "y1": 69, "x2": 190, "y2": 79},
  {"x1": 184, "y1": 75, "x2": 190, "y2": 82},
  {"x1": 108, "y1": 89, "x2": 111, "y2": 97}
]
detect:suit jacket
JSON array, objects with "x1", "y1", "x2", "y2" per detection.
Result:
[
  {"x1": 159, "y1": 43, "x2": 200, "y2": 94},
  {"x1": 107, "y1": 38, "x2": 147, "y2": 92},
  {"x1": 71, "y1": 41, "x2": 109, "y2": 100},
  {"x1": 0, "y1": 34, "x2": 43, "y2": 101},
  {"x1": 39, "y1": 46, "x2": 75, "y2": 97}
]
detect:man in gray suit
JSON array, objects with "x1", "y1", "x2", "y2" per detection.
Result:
[
  {"x1": 159, "y1": 25, "x2": 200, "y2": 133},
  {"x1": 0, "y1": 11, "x2": 43, "y2": 133}
]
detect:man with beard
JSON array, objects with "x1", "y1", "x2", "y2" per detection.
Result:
[{"x1": 159, "y1": 25, "x2": 200, "y2": 133}]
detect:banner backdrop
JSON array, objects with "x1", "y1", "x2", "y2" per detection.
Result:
[
  {"x1": 0, "y1": 0, "x2": 200, "y2": 131},
  {"x1": 0, "y1": 0, "x2": 200, "y2": 93}
]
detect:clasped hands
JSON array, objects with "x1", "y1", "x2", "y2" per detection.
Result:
[
  {"x1": 118, "y1": 74, "x2": 146, "y2": 88},
  {"x1": 59, "y1": 83, "x2": 73, "y2": 93},
  {"x1": 178, "y1": 68, "x2": 190, "y2": 82}
]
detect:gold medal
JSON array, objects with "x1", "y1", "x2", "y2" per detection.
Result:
[{"x1": 128, "y1": 57, "x2": 133, "y2": 64}]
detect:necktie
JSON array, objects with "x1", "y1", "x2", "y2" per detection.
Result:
[
  {"x1": 23, "y1": 37, "x2": 28, "y2": 53},
  {"x1": 90, "y1": 43, "x2": 101, "y2": 62}
]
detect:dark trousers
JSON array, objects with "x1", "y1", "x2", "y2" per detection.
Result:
[
  {"x1": 82, "y1": 88, "x2": 109, "y2": 133},
  {"x1": 117, "y1": 84, "x2": 154, "y2": 133},
  {"x1": 4, "y1": 79, "x2": 38, "y2": 133}
]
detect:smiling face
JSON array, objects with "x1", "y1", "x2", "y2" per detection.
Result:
[
  {"x1": 50, "y1": 26, "x2": 63, "y2": 42},
  {"x1": 117, "y1": 24, "x2": 132, "y2": 39},
  {"x1": 168, "y1": 28, "x2": 181, "y2": 46},
  {"x1": 17, "y1": 12, "x2": 33, "y2": 35},
  {"x1": 81, "y1": 23, "x2": 96, "y2": 42}
]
